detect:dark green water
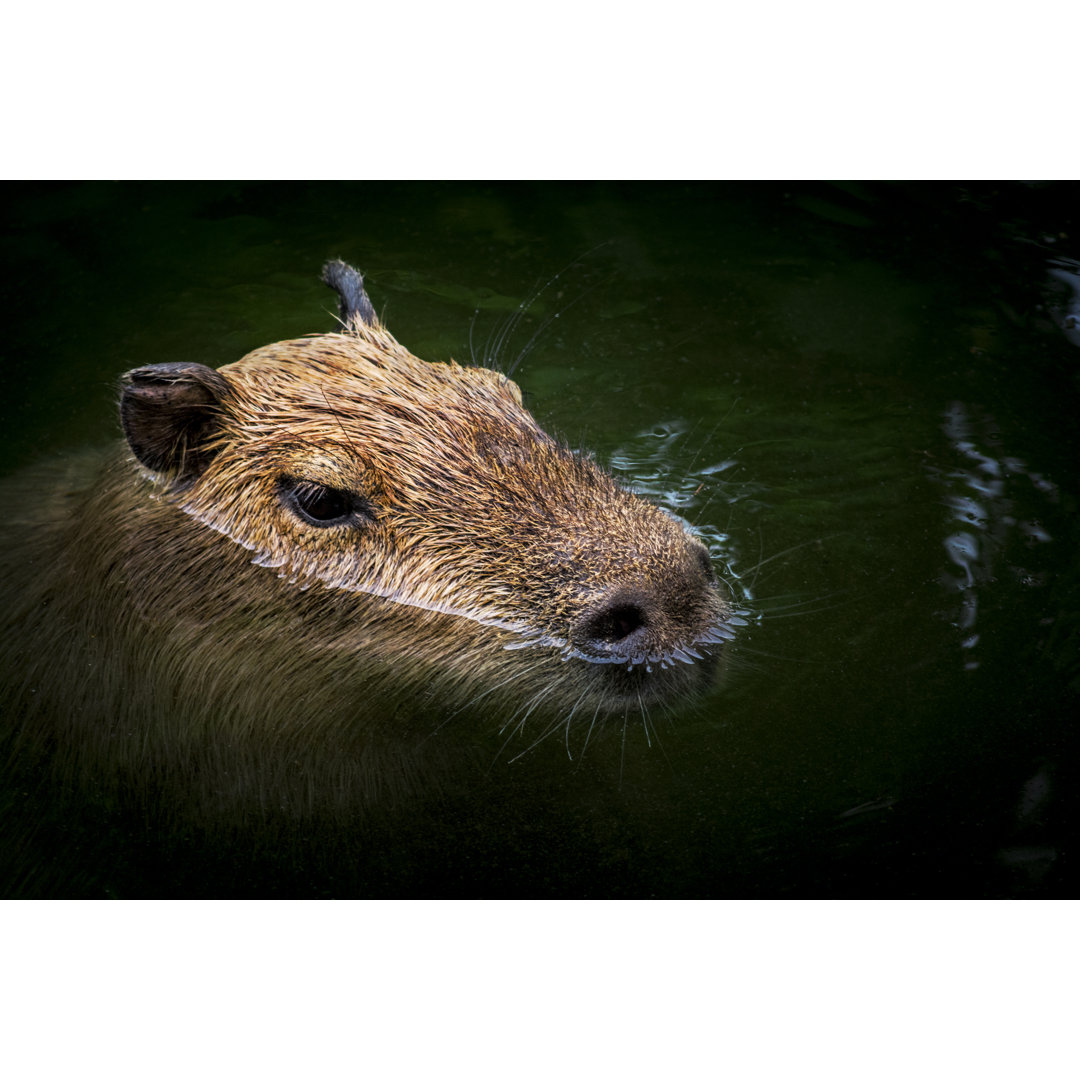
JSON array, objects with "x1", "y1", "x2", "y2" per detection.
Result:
[{"x1": 2, "y1": 182, "x2": 1077, "y2": 897}]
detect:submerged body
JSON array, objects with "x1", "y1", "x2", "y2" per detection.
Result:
[{"x1": 0, "y1": 262, "x2": 730, "y2": 834}]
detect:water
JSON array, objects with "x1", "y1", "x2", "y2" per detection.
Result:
[{"x1": 1, "y1": 182, "x2": 1076, "y2": 897}]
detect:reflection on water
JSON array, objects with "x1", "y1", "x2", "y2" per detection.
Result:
[{"x1": 933, "y1": 401, "x2": 1058, "y2": 671}]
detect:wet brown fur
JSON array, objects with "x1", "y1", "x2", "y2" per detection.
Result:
[{"x1": 0, "y1": 271, "x2": 729, "y2": 828}]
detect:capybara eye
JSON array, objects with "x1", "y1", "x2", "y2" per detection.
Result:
[{"x1": 280, "y1": 478, "x2": 370, "y2": 528}]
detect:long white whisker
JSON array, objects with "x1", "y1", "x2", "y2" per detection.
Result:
[
  {"x1": 683, "y1": 418, "x2": 723, "y2": 479},
  {"x1": 467, "y1": 306, "x2": 481, "y2": 366},
  {"x1": 498, "y1": 672, "x2": 565, "y2": 743},
  {"x1": 639, "y1": 693, "x2": 653, "y2": 749},
  {"x1": 579, "y1": 699, "x2": 604, "y2": 760},
  {"x1": 619, "y1": 709, "x2": 629, "y2": 788},
  {"x1": 561, "y1": 688, "x2": 593, "y2": 760},
  {"x1": 746, "y1": 536, "x2": 843, "y2": 580},
  {"x1": 506, "y1": 686, "x2": 574, "y2": 763},
  {"x1": 424, "y1": 658, "x2": 549, "y2": 740},
  {"x1": 489, "y1": 689, "x2": 548, "y2": 769}
]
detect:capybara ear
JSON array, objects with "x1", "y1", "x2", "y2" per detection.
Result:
[
  {"x1": 322, "y1": 259, "x2": 377, "y2": 330},
  {"x1": 120, "y1": 363, "x2": 233, "y2": 485}
]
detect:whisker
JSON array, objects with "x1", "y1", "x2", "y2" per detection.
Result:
[
  {"x1": 507, "y1": 276, "x2": 609, "y2": 379},
  {"x1": 756, "y1": 592, "x2": 852, "y2": 618},
  {"x1": 501, "y1": 678, "x2": 562, "y2": 744},
  {"x1": 489, "y1": 684, "x2": 554, "y2": 769},
  {"x1": 733, "y1": 642, "x2": 844, "y2": 667},
  {"x1": 683, "y1": 417, "x2": 724, "y2": 480},
  {"x1": 467, "y1": 306, "x2": 481, "y2": 366},
  {"x1": 744, "y1": 535, "x2": 842, "y2": 581},
  {"x1": 424, "y1": 658, "x2": 548, "y2": 740},
  {"x1": 484, "y1": 297, "x2": 528, "y2": 371},
  {"x1": 475, "y1": 244, "x2": 612, "y2": 375},
  {"x1": 490, "y1": 721, "x2": 529, "y2": 771},
  {"x1": 579, "y1": 699, "x2": 604, "y2": 760},
  {"x1": 749, "y1": 525, "x2": 766, "y2": 592},
  {"x1": 643, "y1": 698, "x2": 678, "y2": 776},
  {"x1": 619, "y1": 708, "x2": 630, "y2": 788},
  {"x1": 638, "y1": 694, "x2": 653, "y2": 749},
  {"x1": 561, "y1": 688, "x2": 593, "y2": 760},
  {"x1": 525, "y1": 712, "x2": 578, "y2": 758}
]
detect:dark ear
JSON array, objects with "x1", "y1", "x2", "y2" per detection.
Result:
[
  {"x1": 120, "y1": 363, "x2": 234, "y2": 485},
  {"x1": 322, "y1": 259, "x2": 377, "y2": 330}
]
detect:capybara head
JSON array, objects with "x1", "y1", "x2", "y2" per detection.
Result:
[{"x1": 118, "y1": 261, "x2": 732, "y2": 737}]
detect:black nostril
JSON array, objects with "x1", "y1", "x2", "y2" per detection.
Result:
[{"x1": 586, "y1": 602, "x2": 647, "y2": 645}]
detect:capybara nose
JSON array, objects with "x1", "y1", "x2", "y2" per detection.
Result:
[
  {"x1": 570, "y1": 539, "x2": 723, "y2": 665},
  {"x1": 571, "y1": 583, "x2": 702, "y2": 665},
  {"x1": 579, "y1": 596, "x2": 650, "y2": 653}
]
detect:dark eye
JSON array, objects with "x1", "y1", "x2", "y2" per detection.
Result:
[{"x1": 279, "y1": 478, "x2": 374, "y2": 528}]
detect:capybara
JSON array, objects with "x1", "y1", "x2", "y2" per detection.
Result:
[{"x1": 0, "y1": 260, "x2": 731, "y2": 846}]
